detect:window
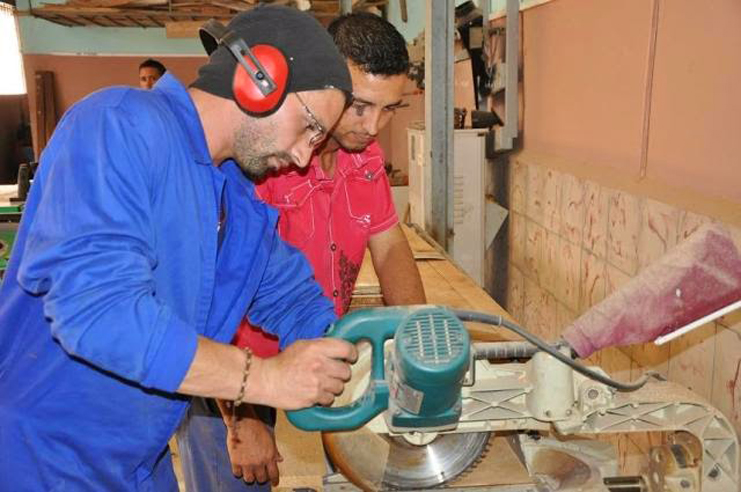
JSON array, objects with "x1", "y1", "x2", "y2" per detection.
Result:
[{"x1": 0, "y1": 2, "x2": 26, "y2": 95}]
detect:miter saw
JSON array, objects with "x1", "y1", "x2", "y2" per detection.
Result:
[{"x1": 287, "y1": 224, "x2": 741, "y2": 491}]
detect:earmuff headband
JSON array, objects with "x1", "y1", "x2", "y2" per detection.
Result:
[{"x1": 199, "y1": 19, "x2": 278, "y2": 98}]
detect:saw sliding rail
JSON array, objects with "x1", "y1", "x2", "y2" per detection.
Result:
[
  {"x1": 324, "y1": 472, "x2": 540, "y2": 491},
  {"x1": 361, "y1": 348, "x2": 740, "y2": 492}
]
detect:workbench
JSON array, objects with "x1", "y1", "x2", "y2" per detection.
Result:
[{"x1": 274, "y1": 225, "x2": 532, "y2": 491}]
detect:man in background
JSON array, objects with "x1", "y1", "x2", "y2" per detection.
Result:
[
  {"x1": 139, "y1": 58, "x2": 167, "y2": 89},
  {"x1": 177, "y1": 12, "x2": 425, "y2": 490}
]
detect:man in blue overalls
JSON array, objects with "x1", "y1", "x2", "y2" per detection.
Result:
[{"x1": 0, "y1": 6, "x2": 357, "y2": 491}]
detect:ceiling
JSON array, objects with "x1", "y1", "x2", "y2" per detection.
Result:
[{"x1": 22, "y1": 0, "x2": 389, "y2": 32}]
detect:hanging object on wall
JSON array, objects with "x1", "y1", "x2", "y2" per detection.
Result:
[{"x1": 33, "y1": 70, "x2": 56, "y2": 160}]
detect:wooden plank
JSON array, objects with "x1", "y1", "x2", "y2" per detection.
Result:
[
  {"x1": 350, "y1": 225, "x2": 515, "y2": 340},
  {"x1": 33, "y1": 71, "x2": 56, "y2": 158},
  {"x1": 165, "y1": 20, "x2": 204, "y2": 38},
  {"x1": 427, "y1": 259, "x2": 513, "y2": 320},
  {"x1": 352, "y1": 250, "x2": 380, "y2": 295},
  {"x1": 147, "y1": 15, "x2": 164, "y2": 27},
  {"x1": 55, "y1": 13, "x2": 86, "y2": 25},
  {"x1": 34, "y1": 5, "x2": 226, "y2": 18},
  {"x1": 42, "y1": 72, "x2": 56, "y2": 147},
  {"x1": 418, "y1": 260, "x2": 473, "y2": 309},
  {"x1": 34, "y1": 72, "x2": 46, "y2": 159},
  {"x1": 68, "y1": 0, "x2": 168, "y2": 7},
  {"x1": 125, "y1": 15, "x2": 146, "y2": 26},
  {"x1": 24, "y1": 5, "x2": 390, "y2": 29},
  {"x1": 421, "y1": 260, "x2": 514, "y2": 342},
  {"x1": 103, "y1": 15, "x2": 127, "y2": 26},
  {"x1": 274, "y1": 410, "x2": 325, "y2": 491},
  {"x1": 400, "y1": 223, "x2": 445, "y2": 259},
  {"x1": 211, "y1": 0, "x2": 253, "y2": 11},
  {"x1": 82, "y1": 14, "x2": 107, "y2": 26},
  {"x1": 309, "y1": 1, "x2": 339, "y2": 15},
  {"x1": 23, "y1": 0, "x2": 389, "y2": 28}
]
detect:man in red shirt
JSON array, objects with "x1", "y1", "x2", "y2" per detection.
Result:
[{"x1": 177, "y1": 13, "x2": 425, "y2": 490}]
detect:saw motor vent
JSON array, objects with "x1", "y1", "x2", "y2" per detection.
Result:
[
  {"x1": 389, "y1": 307, "x2": 470, "y2": 429},
  {"x1": 398, "y1": 310, "x2": 468, "y2": 366}
]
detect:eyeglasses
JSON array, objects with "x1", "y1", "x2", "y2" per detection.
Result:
[{"x1": 294, "y1": 92, "x2": 328, "y2": 148}]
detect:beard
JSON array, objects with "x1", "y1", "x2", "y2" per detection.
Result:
[
  {"x1": 232, "y1": 119, "x2": 292, "y2": 181},
  {"x1": 335, "y1": 131, "x2": 373, "y2": 152}
]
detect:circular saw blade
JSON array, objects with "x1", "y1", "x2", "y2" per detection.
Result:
[
  {"x1": 323, "y1": 429, "x2": 491, "y2": 491},
  {"x1": 381, "y1": 431, "x2": 491, "y2": 489},
  {"x1": 323, "y1": 340, "x2": 491, "y2": 490}
]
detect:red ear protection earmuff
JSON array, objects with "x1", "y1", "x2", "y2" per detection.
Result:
[{"x1": 199, "y1": 19, "x2": 290, "y2": 117}]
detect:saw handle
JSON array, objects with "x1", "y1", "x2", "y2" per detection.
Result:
[{"x1": 286, "y1": 307, "x2": 410, "y2": 432}]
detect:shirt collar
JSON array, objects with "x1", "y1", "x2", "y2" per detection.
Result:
[
  {"x1": 153, "y1": 73, "x2": 212, "y2": 165},
  {"x1": 309, "y1": 140, "x2": 383, "y2": 178}
]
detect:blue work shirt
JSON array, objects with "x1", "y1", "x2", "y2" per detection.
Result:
[{"x1": 0, "y1": 74, "x2": 336, "y2": 491}]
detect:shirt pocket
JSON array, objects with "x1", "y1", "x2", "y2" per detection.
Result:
[
  {"x1": 273, "y1": 182, "x2": 317, "y2": 250},
  {"x1": 343, "y1": 175, "x2": 375, "y2": 230}
]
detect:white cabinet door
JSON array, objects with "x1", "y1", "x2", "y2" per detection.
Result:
[
  {"x1": 450, "y1": 130, "x2": 487, "y2": 286},
  {"x1": 407, "y1": 127, "x2": 490, "y2": 287}
]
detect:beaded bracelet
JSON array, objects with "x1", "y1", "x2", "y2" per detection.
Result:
[{"x1": 233, "y1": 347, "x2": 252, "y2": 407}]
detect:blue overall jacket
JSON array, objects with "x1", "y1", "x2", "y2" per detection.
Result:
[{"x1": 0, "y1": 74, "x2": 335, "y2": 491}]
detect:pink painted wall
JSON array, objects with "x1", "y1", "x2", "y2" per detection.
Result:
[
  {"x1": 521, "y1": 0, "x2": 741, "y2": 204},
  {"x1": 23, "y1": 54, "x2": 205, "y2": 159},
  {"x1": 645, "y1": 0, "x2": 741, "y2": 203},
  {"x1": 22, "y1": 53, "x2": 408, "y2": 171},
  {"x1": 23, "y1": 54, "x2": 204, "y2": 116}
]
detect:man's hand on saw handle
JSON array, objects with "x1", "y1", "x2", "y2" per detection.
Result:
[
  {"x1": 178, "y1": 337, "x2": 356, "y2": 409},
  {"x1": 248, "y1": 338, "x2": 358, "y2": 409}
]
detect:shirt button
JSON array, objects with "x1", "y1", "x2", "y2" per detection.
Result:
[
  {"x1": 365, "y1": 171, "x2": 373, "y2": 180},
  {"x1": 333, "y1": 290, "x2": 339, "y2": 297},
  {"x1": 330, "y1": 243, "x2": 337, "y2": 251}
]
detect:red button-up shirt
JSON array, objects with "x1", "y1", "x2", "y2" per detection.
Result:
[{"x1": 234, "y1": 141, "x2": 398, "y2": 356}]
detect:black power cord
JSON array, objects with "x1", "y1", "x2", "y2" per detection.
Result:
[{"x1": 452, "y1": 309, "x2": 660, "y2": 392}]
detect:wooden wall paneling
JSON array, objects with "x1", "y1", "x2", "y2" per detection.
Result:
[{"x1": 667, "y1": 321, "x2": 716, "y2": 400}]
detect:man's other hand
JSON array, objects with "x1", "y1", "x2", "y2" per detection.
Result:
[{"x1": 226, "y1": 411, "x2": 282, "y2": 486}]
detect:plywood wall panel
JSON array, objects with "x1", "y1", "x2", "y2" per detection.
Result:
[
  {"x1": 711, "y1": 323, "x2": 741, "y2": 436},
  {"x1": 667, "y1": 322, "x2": 717, "y2": 401}
]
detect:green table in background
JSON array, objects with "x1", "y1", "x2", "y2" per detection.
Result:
[{"x1": 0, "y1": 205, "x2": 22, "y2": 276}]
